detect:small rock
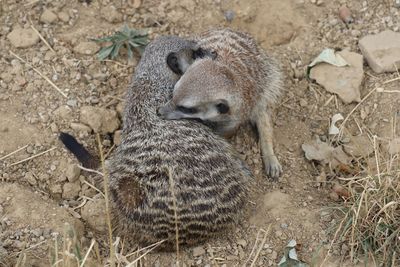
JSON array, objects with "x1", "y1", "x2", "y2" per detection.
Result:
[
  {"x1": 73, "y1": 41, "x2": 100, "y2": 55},
  {"x1": 7, "y1": 27, "x2": 40, "y2": 48},
  {"x1": 192, "y1": 246, "x2": 206, "y2": 257},
  {"x1": 80, "y1": 106, "x2": 120, "y2": 134},
  {"x1": 113, "y1": 130, "x2": 122, "y2": 146},
  {"x1": 343, "y1": 135, "x2": 374, "y2": 158},
  {"x1": 224, "y1": 10, "x2": 235, "y2": 22},
  {"x1": 101, "y1": 5, "x2": 123, "y2": 23},
  {"x1": 359, "y1": 30, "x2": 400, "y2": 73},
  {"x1": 299, "y1": 98, "x2": 307, "y2": 107},
  {"x1": 338, "y1": 6, "x2": 353, "y2": 24},
  {"x1": 58, "y1": 11, "x2": 70, "y2": 22},
  {"x1": 53, "y1": 105, "x2": 72, "y2": 121},
  {"x1": 50, "y1": 184, "x2": 62, "y2": 195},
  {"x1": 81, "y1": 194, "x2": 107, "y2": 232},
  {"x1": 40, "y1": 9, "x2": 58, "y2": 24},
  {"x1": 70, "y1": 122, "x2": 92, "y2": 133},
  {"x1": 310, "y1": 50, "x2": 363, "y2": 103},
  {"x1": 65, "y1": 164, "x2": 81, "y2": 182},
  {"x1": 116, "y1": 102, "x2": 125, "y2": 117},
  {"x1": 62, "y1": 182, "x2": 81, "y2": 199},
  {"x1": 25, "y1": 172, "x2": 37, "y2": 186},
  {"x1": 387, "y1": 138, "x2": 400, "y2": 154}
]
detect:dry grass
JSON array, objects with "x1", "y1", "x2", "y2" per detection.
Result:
[{"x1": 326, "y1": 156, "x2": 400, "y2": 266}]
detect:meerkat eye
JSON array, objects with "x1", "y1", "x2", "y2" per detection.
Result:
[
  {"x1": 177, "y1": 105, "x2": 197, "y2": 114},
  {"x1": 216, "y1": 102, "x2": 229, "y2": 114}
]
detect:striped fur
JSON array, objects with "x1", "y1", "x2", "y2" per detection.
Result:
[{"x1": 108, "y1": 36, "x2": 253, "y2": 249}]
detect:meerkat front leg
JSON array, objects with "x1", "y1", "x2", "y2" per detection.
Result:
[{"x1": 256, "y1": 111, "x2": 282, "y2": 179}]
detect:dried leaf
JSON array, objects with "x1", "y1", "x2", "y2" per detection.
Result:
[{"x1": 329, "y1": 113, "x2": 344, "y2": 135}]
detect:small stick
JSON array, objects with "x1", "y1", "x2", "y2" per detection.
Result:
[
  {"x1": 126, "y1": 240, "x2": 166, "y2": 266},
  {"x1": 77, "y1": 165, "x2": 104, "y2": 177},
  {"x1": 29, "y1": 19, "x2": 56, "y2": 53},
  {"x1": 323, "y1": 95, "x2": 334, "y2": 106},
  {"x1": 9, "y1": 51, "x2": 67, "y2": 98},
  {"x1": 339, "y1": 87, "x2": 378, "y2": 136},
  {"x1": 0, "y1": 145, "x2": 28, "y2": 161},
  {"x1": 80, "y1": 239, "x2": 96, "y2": 267},
  {"x1": 382, "y1": 77, "x2": 400, "y2": 84},
  {"x1": 250, "y1": 226, "x2": 271, "y2": 267},
  {"x1": 9, "y1": 147, "x2": 56, "y2": 166}
]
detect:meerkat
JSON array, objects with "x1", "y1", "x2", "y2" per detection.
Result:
[
  {"x1": 60, "y1": 36, "x2": 253, "y2": 249},
  {"x1": 158, "y1": 28, "x2": 283, "y2": 179}
]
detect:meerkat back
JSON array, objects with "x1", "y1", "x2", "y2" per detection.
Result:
[{"x1": 107, "y1": 35, "x2": 254, "y2": 249}]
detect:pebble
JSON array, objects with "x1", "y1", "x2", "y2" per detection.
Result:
[
  {"x1": 62, "y1": 182, "x2": 81, "y2": 199},
  {"x1": 81, "y1": 194, "x2": 107, "y2": 232},
  {"x1": 339, "y1": 6, "x2": 353, "y2": 24},
  {"x1": 53, "y1": 105, "x2": 72, "y2": 121},
  {"x1": 192, "y1": 246, "x2": 206, "y2": 257},
  {"x1": 359, "y1": 30, "x2": 400, "y2": 73},
  {"x1": 73, "y1": 41, "x2": 100, "y2": 55},
  {"x1": 224, "y1": 10, "x2": 235, "y2": 22},
  {"x1": 113, "y1": 130, "x2": 122, "y2": 146},
  {"x1": 70, "y1": 122, "x2": 92, "y2": 133},
  {"x1": 65, "y1": 164, "x2": 81, "y2": 182},
  {"x1": 80, "y1": 106, "x2": 120, "y2": 134},
  {"x1": 40, "y1": 9, "x2": 58, "y2": 24},
  {"x1": 58, "y1": 11, "x2": 70, "y2": 23},
  {"x1": 101, "y1": 5, "x2": 123, "y2": 23},
  {"x1": 7, "y1": 27, "x2": 40, "y2": 48}
]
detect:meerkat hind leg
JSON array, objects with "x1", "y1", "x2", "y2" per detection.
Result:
[{"x1": 255, "y1": 112, "x2": 282, "y2": 179}]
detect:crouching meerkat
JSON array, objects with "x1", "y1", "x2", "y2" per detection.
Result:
[
  {"x1": 61, "y1": 36, "x2": 253, "y2": 249},
  {"x1": 158, "y1": 28, "x2": 284, "y2": 179}
]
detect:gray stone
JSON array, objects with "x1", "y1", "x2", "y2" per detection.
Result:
[
  {"x1": 101, "y1": 5, "x2": 123, "y2": 23},
  {"x1": 359, "y1": 30, "x2": 400, "y2": 73},
  {"x1": 81, "y1": 194, "x2": 107, "y2": 232},
  {"x1": 73, "y1": 41, "x2": 100, "y2": 55},
  {"x1": 40, "y1": 9, "x2": 58, "y2": 24},
  {"x1": 70, "y1": 122, "x2": 92, "y2": 133},
  {"x1": 7, "y1": 27, "x2": 40, "y2": 48},
  {"x1": 343, "y1": 135, "x2": 374, "y2": 158},
  {"x1": 65, "y1": 164, "x2": 81, "y2": 182},
  {"x1": 62, "y1": 182, "x2": 81, "y2": 199},
  {"x1": 80, "y1": 106, "x2": 120, "y2": 134},
  {"x1": 58, "y1": 11, "x2": 70, "y2": 22},
  {"x1": 192, "y1": 246, "x2": 206, "y2": 257},
  {"x1": 310, "y1": 50, "x2": 363, "y2": 103}
]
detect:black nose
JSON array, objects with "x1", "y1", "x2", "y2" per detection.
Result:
[{"x1": 156, "y1": 107, "x2": 161, "y2": 116}]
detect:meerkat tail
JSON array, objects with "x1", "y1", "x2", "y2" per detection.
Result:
[{"x1": 59, "y1": 132, "x2": 99, "y2": 169}]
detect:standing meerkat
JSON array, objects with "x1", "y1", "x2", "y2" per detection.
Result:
[
  {"x1": 61, "y1": 36, "x2": 253, "y2": 249},
  {"x1": 158, "y1": 28, "x2": 283, "y2": 179}
]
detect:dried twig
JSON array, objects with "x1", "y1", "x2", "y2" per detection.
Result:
[
  {"x1": 29, "y1": 20, "x2": 56, "y2": 53},
  {"x1": 9, "y1": 51, "x2": 67, "y2": 98},
  {"x1": 9, "y1": 147, "x2": 56, "y2": 166},
  {"x1": 0, "y1": 145, "x2": 28, "y2": 161},
  {"x1": 96, "y1": 133, "x2": 115, "y2": 267}
]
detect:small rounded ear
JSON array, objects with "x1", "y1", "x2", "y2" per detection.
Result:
[{"x1": 166, "y1": 52, "x2": 183, "y2": 75}]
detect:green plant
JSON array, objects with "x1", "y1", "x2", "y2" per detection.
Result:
[{"x1": 92, "y1": 25, "x2": 149, "y2": 60}]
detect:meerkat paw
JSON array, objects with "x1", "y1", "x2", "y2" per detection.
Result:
[{"x1": 264, "y1": 155, "x2": 282, "y2": 179}]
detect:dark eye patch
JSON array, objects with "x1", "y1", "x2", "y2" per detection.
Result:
[
  {"x1": 177, "y1": 105, "x2": 198, "y2": 114},
  {"x1": 216, "y1": 102, "x2": 229, "y2": 114}
]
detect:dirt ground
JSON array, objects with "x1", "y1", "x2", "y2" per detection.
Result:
[{"x1": 0, "y1": 0, "x2": 399, "y2": 266}]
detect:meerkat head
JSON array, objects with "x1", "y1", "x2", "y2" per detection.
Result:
[{"x1": 158, "y1": 57, "x2": 242, "y2": 136}]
